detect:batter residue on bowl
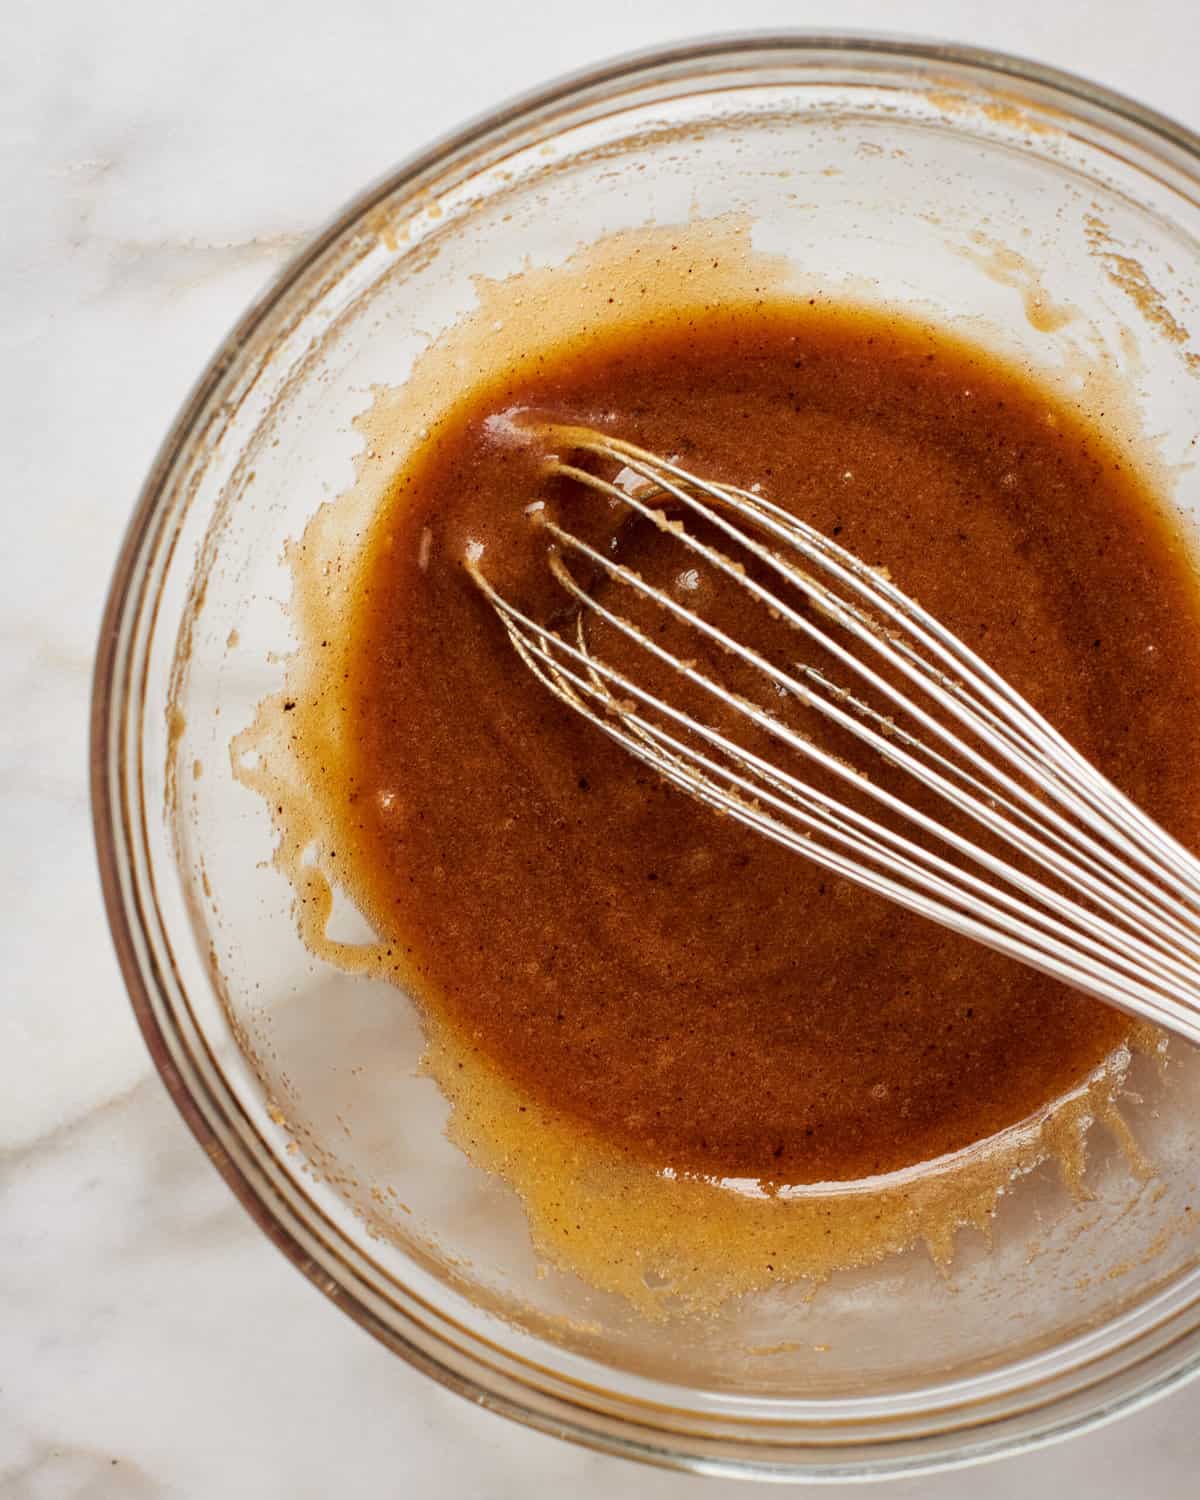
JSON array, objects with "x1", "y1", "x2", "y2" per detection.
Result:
[{"x1": 237, "y1": 222, "x2": 1197, "y2": 1314}]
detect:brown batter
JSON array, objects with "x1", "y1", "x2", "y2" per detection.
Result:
[{"x1": 303, "y1": 302, "x2": 1200, "y2": 1189}]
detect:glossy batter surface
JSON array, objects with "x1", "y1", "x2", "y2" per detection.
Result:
[{"x1": 324, "y1": 304, "x2": 1200, "y2": 1186}]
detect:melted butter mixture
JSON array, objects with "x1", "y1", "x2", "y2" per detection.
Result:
[{"x1": 237, "y1": 227, "x2": 1199, "y2": 1313}]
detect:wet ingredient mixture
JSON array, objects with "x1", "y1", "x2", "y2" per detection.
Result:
[{"x1": 302, "y1": 302, "x2": 1200, "y2": 1191}]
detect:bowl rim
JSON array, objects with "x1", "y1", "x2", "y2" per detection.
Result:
[{"x1": 90, "y1": 29, "x2": 1200, "y2": 1481}]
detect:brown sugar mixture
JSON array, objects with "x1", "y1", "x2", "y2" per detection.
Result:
[{"x1": 303, "y1": 299, "x2": 1200, "y2": 1196}]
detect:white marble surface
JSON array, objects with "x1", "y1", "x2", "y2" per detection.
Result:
[{"x1": 3, "y1": 0, "x2": 1200, "y2": 1493}]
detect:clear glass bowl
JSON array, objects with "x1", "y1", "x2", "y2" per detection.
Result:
[{"x1": 92, "y1": 35, "x2": 1200, "y2": 1480}]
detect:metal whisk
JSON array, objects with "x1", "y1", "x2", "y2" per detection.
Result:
[{"x1": 467, "y1": 423, "x2": 1200, "y2": 1046}]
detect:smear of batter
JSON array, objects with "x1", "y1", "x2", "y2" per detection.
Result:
[{"x1": 1085, "y1": 212, "x2": 1200, "y2": 373}]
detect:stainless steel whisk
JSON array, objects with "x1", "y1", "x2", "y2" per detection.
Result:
[{"x1": 467, "y1": 423, "x2": 1200, "y2": 1046}]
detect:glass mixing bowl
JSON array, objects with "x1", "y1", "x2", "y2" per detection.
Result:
[{"x1": 92, "y1": 34, "x2": 1200, "y2": 1480}]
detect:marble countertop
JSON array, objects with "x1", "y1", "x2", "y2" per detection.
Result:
[{"x1": 4, "y1": 0, "x2": 1200, "y2": 1493}]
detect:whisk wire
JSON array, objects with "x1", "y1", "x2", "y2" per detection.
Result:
[
  {"x1": 562, "y1": 432, "x2": 1200, "y2": 908},
  {"x1": 479, "y1": 571, "x2": 1198, "y2": 1034},
  {"x1": 547, "y1": 551, "x2": 1200, "y2": 1001},
  {"x1": 468, "y1": 425, "x2": 1200, "y2": 1045},
  {"x1": 542, "y1": 471, "x2": 1200, "y2": 963}
]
